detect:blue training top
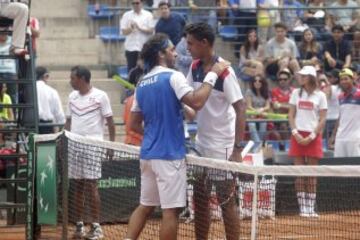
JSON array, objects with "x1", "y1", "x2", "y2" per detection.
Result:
[{"x1": 136, "y1": 70, "x2": 186, "y2": 160}]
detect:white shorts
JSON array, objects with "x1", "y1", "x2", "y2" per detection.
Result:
[
  {"x1": 334, "y1": 140, "x2": 360, "y2": 158},
  {"x1": 140, "y1": 159, "x2": 186, "y2": 209},
  {"x1": 68, "y1": 145, "x2": 103, "y2": 179}
]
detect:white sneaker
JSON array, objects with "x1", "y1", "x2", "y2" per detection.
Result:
[
  {"x1": 85, "y1": 223, "x2": 104, "y2": 240},
  {"x1": 73, "y1": 221, "x2": 86, "y2": 239},
  {"x1": 309, "y1": 210, "x2": 319, "y2": 218}
]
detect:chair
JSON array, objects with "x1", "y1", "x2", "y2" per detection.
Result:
[
  {"x1": 218, "y1": 25, "x2": 238, "y2": 41},
  {"x1": 117, "y1": 66, "x2": 128, "y2": 80},
  {"x1": 87, "y1": 4, "x2": 115, "y2": 19},
  {"x1": 99, "y1": 26, "x2": 125, "y2": 42}
]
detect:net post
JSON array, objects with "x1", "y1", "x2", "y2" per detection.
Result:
[
  {"x1": 61, "y1": 132, "x2": 69, "y2": 240},
  {"x1": 250, "y1": 173, "x2": 259, "y2": 240},
  {"x1": 26, "y1": 133, "x2": 35, "y2": 240}
]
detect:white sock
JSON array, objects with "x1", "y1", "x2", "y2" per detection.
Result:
[
  {"x1": 297, "y1": 192, "x2": 306, "y2": 213},
  {"x1": 307, "y1": 193, "x2": 316, "y2": 213}
]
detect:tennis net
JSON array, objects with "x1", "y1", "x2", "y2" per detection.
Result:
[{"x1": 31, "y1": 131, "x2": 360, "y2": 240}]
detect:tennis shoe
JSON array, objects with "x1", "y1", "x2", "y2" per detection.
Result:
[
  {"x1": 73, "y1": 221, "x2": 85, "y2": 239},
  {"x1": 85, "y1": 223, "x2": 104, "y2": 240}
]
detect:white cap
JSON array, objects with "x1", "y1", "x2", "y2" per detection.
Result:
[{"x1": 297, "y1": 65, "x2": 317, "y2": 77}]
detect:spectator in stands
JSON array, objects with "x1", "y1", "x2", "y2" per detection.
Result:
[
  {"x1": 120, "y1": 0, "x2": 154, "y2": 73},
  {"x1": 35, "y1": 66, "x2": 65, "y2": 134},
  {"x1": 297, "y1": 29, "x2": 323, "y2": 68},
  {"x1": 264, "y1": 23, "x2": 300, "y2": 79},
  {"x1": 281, "y1": 0, "x2": 306, "y2": 41},
  {"x1": 288, "y1": 65, "x2": 327, "y2": 218},
  {"x1": 0, "y1": 84, "x2": 13, "y2": 121},
  {"x1": 239, "y1": 29, "x2": 265, "y2": 83},
  {"x1": 188, "y1": 0, "x2": 217, "y2": 30},
  {"x1": 175, "y1": 34, "x2": 192, "y2": 76},
  {"x1": 246, "y1": 75, "x2": 271, "y2": 143},
  {"x1": 257, "y1": 0, "x2": 281, "y2": 43},
  {"x1": 323, "y1": 25, "x2": 352, "y2": 73},
  {"x1": 128, "y1": 58, "x2": 144, "y2": 86},
  {"x1": 271, "y1": 68, "x2": 294, "y2": 145},
  {"x1": 155, "y1": 2, "x2": 186, "y2": 46},
  {"x1": 185, "y1": 22, "x2": 246, "y2": 240},
  {"x1": 229, "y1": 0, "x2": 257, "y2": 57},
  {"x1": 352, "y1": 28, "x2": 360, "y2": 65},
  {"x1": 30, "y1": 16, "x2": 40, "y2": 60},
  {"x1": 0, "y1": 0, "x2": 28, "y2": 55},
  {"x1": 65, "y1": 66, "x2": 115, "y2": 240},
  {"x1": 0, "y1": 33, "x2": 17, "y2": 103},
  {"x1": 126, "y1": 33, "x2": 229, "y2": 240},
  {"x1": 328, "y1": 0, "x2": 358, "y2": 37},
  {"x1": 329, "y1": 68, "x2": 360, "y2": 157},
  {"x1": 303, "y1": 0, "x2": 330, "y2": 40}
]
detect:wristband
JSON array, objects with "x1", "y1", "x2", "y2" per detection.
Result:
[
  {"x1": 309, "y1": 132, "x2": 316, "y2": 140},
  {"x1": 203, "y1": 72, "x2": 218, "y2": 87},
  {"x1": 291, "y1": 129, "x2": 299, "y2": 136}
]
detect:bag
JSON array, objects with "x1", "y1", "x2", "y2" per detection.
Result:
[
  {"x1": 238, "y1": 177, "x2": 277, "y2": 219},
  {"x1": 257, "y1": 10, "x2": 271, "y2": 28}
]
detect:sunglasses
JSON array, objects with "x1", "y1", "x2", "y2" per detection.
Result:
[
  {"x1": 132, "y1": 2, "x2": 141, "y2": 5},
  {"x1": 278, "y1": 78, "x2": 288, "y2": 81}
]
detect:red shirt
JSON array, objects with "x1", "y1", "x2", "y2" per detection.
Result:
[{"x1": 271, "y1": 87, "x2": 294, "y2": 113}]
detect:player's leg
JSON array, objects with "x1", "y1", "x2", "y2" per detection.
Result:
[
  {"x1": 294, "y1": 157, "x2": 307, "y2": 216},
  {"x1": 306, "y1": 157, "x2": 319, "y2": 217},
  {"x1": 73, "y1": 179, "x2": 86, "y2": 238},
  {"x1": 160, "y1": 208, "x2": 180, "y2": 240},
  {"x1": 216, "y1": 180, "x2": 240, "y2": 240},
  {"x1": 193, "y1": 174, "x2": 211, "y2": 240},
  {"x1": 126, "y1": 160, "x2": 159, "y2": 239}
]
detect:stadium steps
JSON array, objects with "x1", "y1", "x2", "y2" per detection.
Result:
[
  {"x1": 37, "y1": 17, "x2": 91, "y2": 39},
  {"x1": 31, "y1": 0, "x2": 88, "y2": 18}
]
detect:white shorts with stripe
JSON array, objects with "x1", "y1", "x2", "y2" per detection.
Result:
[
  {"x1": 140, "y1": 159, "x2": 186, "y2": 209},
  {"x1": 334, "y1": 140, "x2": 360, "y2": 157}
]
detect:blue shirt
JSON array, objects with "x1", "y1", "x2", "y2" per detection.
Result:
[
  {"x1": 155, "y1": 12, "x2": 185, "y2": 46},
  {"x1": 135, "y1": 68, "x2": 189, "y2": 160}
]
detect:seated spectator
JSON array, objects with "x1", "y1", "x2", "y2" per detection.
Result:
[
  {"x1": 257, "y1": 0, "x2": 281, "y2": 43},
  {"x1": 352, "y1": 28, "x2": 360, "y2": 64},
  {"x1": 297, "y1": 29, "x2": 323, "y2": 68},
  {"x1": 175, "y1": 35, "x2": 192, "y2": 76},
  {"x1": 155, "y1": 2, "x2": 186, "y2": 46},
  {"x1": 0, "y1": 84, "x2": 13, "y2": 121},
  {"x1": 281, "y1": 0, "x2": 306, "y2": 41},
  {"x1": 323, "y1": 25, "x2": 352, "y2": 73},
  {"x1": 0, "y1": 1, "x2": 28, "y2": 55},
  {"x1": 264, "y1": 23, "x2": 300, "y2": 79},
  {"x1": 239, "y1": 29, "x2": 265, "y2": 83},
  {"x1": 271, "y1": 68, "x2": 294, "y2": 146},
  {"x1": 328, "y1": 0, "x2": 358, "y2": 38},
  {"x1": 188, "y1": 0, "x2": 217, "y2": 30},
  {"x1": 246, "y1": 75, "x2": 271, "y2": 143},
  {"x1": 303, "y1": 0, "x2": 331, "y2": 40},
  {"x1": 0, "y1": 33, "x2": 17, "y2": 103}
]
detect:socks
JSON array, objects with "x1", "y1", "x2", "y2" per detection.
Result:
[{"x1": 297, "y1": 192, "x2": 306, "y2": 214}]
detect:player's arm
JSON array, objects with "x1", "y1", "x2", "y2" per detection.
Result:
[
  {"x1": 130, "y1": 112, "x2": 144, "y2": 135},
  {"x1": 181, "y1": 61, "x2": 230, "y2": 110},
  {"x1": 328, "y1": 117, "x2": 339, "y2": 149},
  {"x1": 64, "y1": 118, "x2": 71, "y2": 131},
  {"x1": 229, "y1": 99, "x2": 246, "y2": 162},
  {"x1": 106, "y1": 116, "x2": 116, "y2": 142}
]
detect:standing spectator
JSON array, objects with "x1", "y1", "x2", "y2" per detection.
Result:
[
  {"x1": 120, "y1": 0, "x2": 154, "y2": 72},
  {"x1": 246, "y1": 75, "x2": 271, "y2": 143},
  {"x1": 185, "y1": 23, "x2": 246, "y2": 240},
  {"x1": 328, "y1": 0, "x2": 358, "y2": 37},
  {"x1": 288, "y1": 65, "x2": 327, "y2": 218},
  {"x1": 188, "y1": 0, "x2": 218, "y2": 30},
  {"x1": 297, "y1": 28, "x2": 323, "y2": 68},
  {"x1": 155, "y1": 2, "x2": 186, "y2": 46},
  {"x1": 126, "y1": 33, "x2": 228, "y2": 240},
  {"x1": 0, "y1": 0, "x2": 28, "y2": 55},
  {"x1": 175, "y1": 35, "x2": 192, "y2": 76},
  {"x1": 30, "y1": 16, "x2": 40, "y2": 60},
  {"x1": 229, "y1": 0, "x2": 257, "y2": 56},
  {"x1": 35, "y1": 66, "x2": 65, "y2": 134},
  {"x1": 239, "y1": 29, "x2": 265, "y2": 83},
  {"x1": 329, "y1": 68, "x2": 360, "y2": 157},
  {"x1": 323, "y1": 25, "x2": 352, "y2": 72},
  {"x1": 265, "y1": 23, "x2": 300, "y2": 78},
  {"x1": 0, "y1": 33, "x2": 17, "y2": 103},
  {"x1": 65, "y1": 66, "x2": 115, "y2": 240}
]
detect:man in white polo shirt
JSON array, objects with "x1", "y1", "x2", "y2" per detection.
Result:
[
  {"x1": 120, "y1": 0, "x2": 154, "y2": 72},
  {"x1": 185, "y1": 22, "x2": 246, "y2": 240},
  {"x1": 330, "y1": 68, "x2": 360, "y2": 157},
  {"x1": 65, "y1": 66, "x2": 115, "y2": 240}
]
